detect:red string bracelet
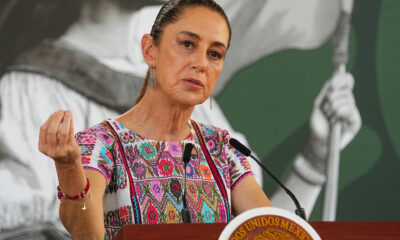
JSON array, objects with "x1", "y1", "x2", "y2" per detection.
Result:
[{"x1": 57, "y1": 177, "x2": 90, "y2": 200}]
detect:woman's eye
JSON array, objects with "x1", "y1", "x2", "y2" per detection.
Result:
[
  {"x1": 209, "y1": 50, "x2": 222, "y2": 60},
  {"x1": 182, "y1": 40, "x2": 194, "y2": 49}
]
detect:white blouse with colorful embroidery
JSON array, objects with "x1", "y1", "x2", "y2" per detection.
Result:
[{"x1": 76, "y1": 119, "x2": 253, "y2": 239}]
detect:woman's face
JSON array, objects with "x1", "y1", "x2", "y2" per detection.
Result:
[{"x1": 153, "y1": 6, "x2": 230, "y2": 107}]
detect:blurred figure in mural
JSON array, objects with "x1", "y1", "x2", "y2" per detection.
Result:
[{"x1": 0, "y1": 0, "x2": 360, "y2": 238}]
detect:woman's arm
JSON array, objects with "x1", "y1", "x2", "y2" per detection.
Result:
[
  {"x1": 39, "y1": 110, "x2": 105, "y2": 239},
  {"x1": 231, "y1": 174, "x2": 272, "y2": 216},
  {"x1": 58, "y1": 167, "x2": 106, "y2": 239}
]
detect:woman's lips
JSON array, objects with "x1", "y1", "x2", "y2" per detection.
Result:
[{"x1": 184, "y1": 78, "x2": 204, "y2": 88}]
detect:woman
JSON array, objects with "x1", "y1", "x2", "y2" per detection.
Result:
[{"x1": 39, "y1": 0, "x2": 272, "y2": 239}]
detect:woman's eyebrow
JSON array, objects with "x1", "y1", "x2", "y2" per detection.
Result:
[
  {"x1": 180, "y1": 31, "x2": 200, "y2": 39},
  {"x1": 180, "y1": 31, "x2": 226, "y2": 49}
]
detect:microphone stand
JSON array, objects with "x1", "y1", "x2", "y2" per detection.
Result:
[
  {"x1": 182, "y1": 143, "x2": 193, "y2": 223},
  {"x1": 248, "y1": 154, "x2": 306, "y2": 220},
  {"x1": 229, "y1": 138, "x2": 306, "y2": 220}
]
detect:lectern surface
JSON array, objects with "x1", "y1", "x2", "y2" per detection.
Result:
[{"x1": 115, "y1": 221, "x2": 400, "y2": 240}]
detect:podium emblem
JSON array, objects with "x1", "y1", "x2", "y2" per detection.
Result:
[{"x1": 219, "y1": 207, "x2": 321, "y2": 240}]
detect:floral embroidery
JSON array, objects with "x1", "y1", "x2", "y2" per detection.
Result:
[
  {"x1": 121, "y1": 131, "x2": 135, "y2": 143},
  {"x1": 135, "y1": 184, "x2": 143, "y2": 200},
  {"x1": 187, "y1": 180, "x2": 198, "y2": 202},
  {"x1": 97, "y1": 132, "x2": 115, "y2": 146},
  {"x1": 113, "y1": 121, "x2": 121, "y2": 130},
  {"x1": 203, "y1": 125, "x2": 215, "y2": 134},
  {"x1": 150, "y1": 180, "x2": 163, "y2": 202},
  {"x1": 165, "y1": 201, "x2": 178, "y2": 223},
  {"x1": 202, "y1": 203, "x2": 214, "y2": 223},
  {"x1": 80, "y1": 134, "x2": 97, "y2": 144},
  {"x1": 105, "y1": 209, "x2": 119, "y2": 227},
  {"x1": 170, "y1": 179, "x2": 182, "y2": 201},
  {"x1": 158, "y1": 158, "x2": 174, "y2": 177},
  {"x1": 185, "y1": 163, "x2": 195, "y2": 178},
  {"x1": 106, "y1": 172, "x2": 118, "y2": 194},
  {"x1": 233, "y1": 149, "x2": 246, "y2": 159},
  {"x1": 139, "y1": 142, "x2": 157, "y2": 160},
  {"x1": 218, "y1": 202, "x2": 226, "y2": 222},
  {"x1": 202, "y1": 182, "x2": 213, "y2": 199},
  {"x1": 77, "y1": 120, "x2": 252, "y2": 234},
  {"x1": 200, "y1": 164, "x2": 212, "y2": 179},
  {"x1": 81, "y1": 155, "x2": 91, "y2": 165},
  {"x1": 131, "y1": 162, "x2": 147, "y2": 179},
  {"x1": 105, "y1": 150, "x2": 112, "y2": 161},
  {"x1": 119, "y1": 206, "x2": 129, "y2": 224},
  {"x1": 205, "y1": 136, "x2": 218, "y2": 153},
  {"x1": 116, "y1": 165, "x2": 127, "y2": 189},
  {"x1": 80, "y1": 144, "x2": 94, "y2": 156},
  {"x1": 167, "y1": 142, "x2": 181, "y2": 158},
  {"x1": 99, "y1": 147, "x2": 113, "y2": 165},
  {"x1": 146, "y1": 202, "x2": 158, "y2": 224},
  {"x1": 240, "y1": 158, "x2": 251, "y2": 171}
]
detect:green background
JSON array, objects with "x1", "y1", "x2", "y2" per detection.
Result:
[{"x1": 217, "y1": 0, "x2": 400, "y2": 220}]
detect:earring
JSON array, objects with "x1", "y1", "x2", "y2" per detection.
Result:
[
  {"x1": 210, "y1": 96, "x2": 213, "y2": 110},
  {"x1": 148, "y1": 65, "x2": 156, "y2": 89}
]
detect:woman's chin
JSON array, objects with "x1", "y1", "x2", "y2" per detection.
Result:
[{"x1": 174, "y1": 94, "x2": 206, "y2": 107}]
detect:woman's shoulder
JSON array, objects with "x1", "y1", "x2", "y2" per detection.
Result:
[
  {"x1": 75, "y1": 121, "x2": 117, "y2": 147},
  {"x1": 191, "y1": 120, "x2": 230, "y2": 142}
]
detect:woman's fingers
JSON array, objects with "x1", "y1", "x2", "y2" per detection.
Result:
[
  {"x1": 38, "y1": 115, "x2": 52, "y2": 153},
  {"x1": 38, "y1": 109, "x2": 81, "y2": 165},
  {"x1": 68, "y1": 110, "x2": 76, "y2": 144},
  {"x1": 59, "y1": 110, "x2": 72, "y2": 146},
  {"x1": 40, "y1": 109, "x2": 68, "y2": 152},
  {"x1": 46, "y1": 110, "x2": 65, "y2": 148},
  {"x1": 39, "y1": 110, "x2": 63, "y2": 153}
]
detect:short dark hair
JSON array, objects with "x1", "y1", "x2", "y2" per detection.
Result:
[{"x1": 136, "y1": 0, "x2": 231, "y2": 104}]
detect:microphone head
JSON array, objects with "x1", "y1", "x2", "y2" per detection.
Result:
[
  {"x1": 183, "y1": 143, "x2": 194, "y2": 164},
  {"x1": 229, "y1": 138, "x2": 251, "y2": 157}
]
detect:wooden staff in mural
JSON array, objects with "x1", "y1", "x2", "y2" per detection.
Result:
[{"x1": 323, "y1": 0, "x2": 355, "y2": 221}]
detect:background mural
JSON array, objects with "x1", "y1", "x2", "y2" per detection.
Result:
[
  {"x1": 218, "y1": 0, "x2": 400, "y2": 220},
  {"x1": 0, "y1": 1, "x2": 398, "y2": 239}
]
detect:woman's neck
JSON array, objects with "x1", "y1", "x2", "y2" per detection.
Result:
[
  {"x1": 59, "y1": 1, "x2": 135, "y2": 59},
  {"x1": 117, "y1": 90, "x2": 194, "y2": 142}
]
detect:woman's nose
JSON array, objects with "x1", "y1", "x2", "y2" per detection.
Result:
[{"x1": 190, "y1": 51, "x2": 207, "y2": 72}]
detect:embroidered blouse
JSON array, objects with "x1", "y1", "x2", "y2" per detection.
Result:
[{"x1": 76, "y1": 119, "x2": 253, "y2": 239}]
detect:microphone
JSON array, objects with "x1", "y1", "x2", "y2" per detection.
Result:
[
  {"x1": 182, "y1": 143, "x2": 194, "y2": 223},
  {"x1": 229, "y1": 138, "x2": 307, "y2": 220}
]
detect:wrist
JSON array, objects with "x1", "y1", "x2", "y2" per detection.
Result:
[
  {"x1": 55, "y1": 158, "x2": 87, "y2": 196},
  {"x1": 58, "y1": 177, "x2": 90, "y2": 200},
  {"x1": 55, "y1": 158, "x2": 82, "y2": 171}
]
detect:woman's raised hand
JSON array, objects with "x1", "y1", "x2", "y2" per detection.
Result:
[{"x1": 39, "y1": 110, "x2": 81, "y2": 166}]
